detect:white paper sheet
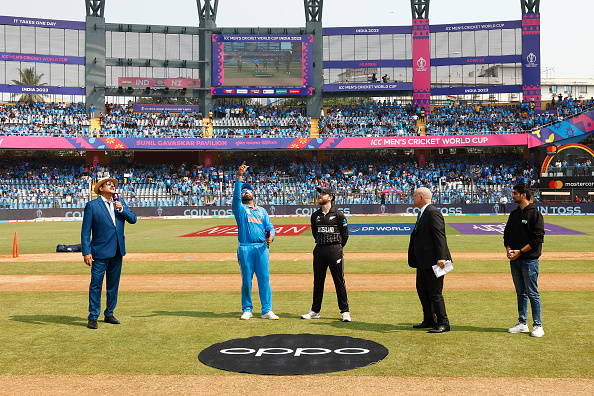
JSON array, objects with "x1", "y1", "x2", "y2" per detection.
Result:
[{"x1": 432, "y1": 260, "x2": 454, "y2": 278}]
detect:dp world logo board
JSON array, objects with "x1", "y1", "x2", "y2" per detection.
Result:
[
  {"x1": 199, "y1": 334, "x2": 388, "y2": 375},
  {"x1": 349, "y1": 223, "x2": 414, "y2": 235}
]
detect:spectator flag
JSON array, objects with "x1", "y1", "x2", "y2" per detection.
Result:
[
  {"x1": 343, "y1": 169, "x2": 354, "y2": 176},
  {"x1": 447, "y1": 95, "x2": 456, "y2": 104}
]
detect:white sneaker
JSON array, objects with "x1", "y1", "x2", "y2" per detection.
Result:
[
  {"x1": 240, "y1": 311, "x2": 253, "y2": 320},
  {"x1": 301, "y1": 310, "x2": 320, "y2": 320},
  {"x1": 531, "y1": 326, "x2": 545, "y2": 337},
  {"x1": 261, "y1": 311, "x2": 279, "y2": 320},
  {"x1": 341, "y1": 312, "x2": 351, "y2": 322},
  {"x1": 508, "y1": 322, "x2": 530, "y2": 333}
]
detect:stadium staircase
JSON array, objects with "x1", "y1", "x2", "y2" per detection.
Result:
[
  {"x1": 90, "y1": 117, "x2": 101, "y2": 137},
  {"x1": 416, "y1": 116, "x2": 426, "y2": 136},
  {"x1": 310, "y1": 118, "x2": 319, "y2": 138},
  {"x1": 203, "y1": 118, "x2": 213, "y2": 138}
]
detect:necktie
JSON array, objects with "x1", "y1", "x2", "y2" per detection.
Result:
[
  {"x1": 108, "y1": 201, "x2": 116, "y2": 225},
  {"x1": 414, "y1": 211, "x2": 421, "y2": 231}
]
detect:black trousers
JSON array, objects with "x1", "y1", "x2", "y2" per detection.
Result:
[
  {"x1": 311, "y1": 244, "x2": 349, "y2": 313},
  {"x1": 416, "y1": 268, "x2": 449, "y2": 326}
]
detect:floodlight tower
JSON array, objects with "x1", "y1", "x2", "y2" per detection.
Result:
[
  {"x1": 520, "y1": 0, "x2": 541, "y2": 108},
  {"x1": 521, "y1": 0, "x2": 539, "y2": 14},
  {"x1": 410, "y1": 0, "x2": 430, "y2": 113},
  {"x1": 305, "y1": 0, "x2": 324, "y2": 120},
  {"x1": 410, "y1": 0, "x2": 429, "y2": 19},
  {"x1": 85, "y1": 0, "x2": 107, "y2": 116},
  {"x1": 197, "y1": 0, "x2": 219, "y2": 118}
]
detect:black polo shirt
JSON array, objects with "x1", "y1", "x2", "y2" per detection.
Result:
[{"x1": 310, "y1": 206, "x2": 349, "y2": 246}]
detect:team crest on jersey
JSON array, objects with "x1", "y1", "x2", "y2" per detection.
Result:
[{"x1": 329, "y1": 216, "x2": 336, "y2": 220}]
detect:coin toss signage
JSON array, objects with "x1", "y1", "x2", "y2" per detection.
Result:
[{"x1": 198, "y1": 333, "x2": 389, "y2": 375}]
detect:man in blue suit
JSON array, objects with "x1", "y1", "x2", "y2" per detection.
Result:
[{"x1": 81, "y1": 177, "x2": 137, "y2": 329}]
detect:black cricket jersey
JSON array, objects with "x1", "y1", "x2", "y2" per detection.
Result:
[{"x1": 310, "y1": 206, "x2": 349, "y2": 246}]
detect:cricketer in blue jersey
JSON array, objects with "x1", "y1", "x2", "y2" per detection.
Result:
[{"x1": 233, "y1": 162, "x2": 278, "y2": 320}]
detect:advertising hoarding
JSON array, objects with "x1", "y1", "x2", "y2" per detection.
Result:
[{"x1": 118, "y1": 78, "x2": 200, "y2": 89}]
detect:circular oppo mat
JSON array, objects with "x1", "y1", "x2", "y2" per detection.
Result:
[{"x1": 199, "y1": 333, "x2": 389, "y2": 375}]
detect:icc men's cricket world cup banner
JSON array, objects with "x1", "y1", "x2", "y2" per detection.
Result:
[{"x1": 0, "y1": 134, "x2": 544, "y2": 151}]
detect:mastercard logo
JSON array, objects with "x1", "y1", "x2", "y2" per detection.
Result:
[
  {"x1": 546, "y1": 145, "x2": 558, "y2": 153},
  {"x1": 548, "y1": 180, "x2": 563, "y2": 189}
]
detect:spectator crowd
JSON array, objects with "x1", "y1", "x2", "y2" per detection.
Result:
[
  {"x1": 1, "y1": 152, "x2": 563, "y2": 210},
  {"x1": 1, "y1": 97, "x2": 592, "y2": 139}
]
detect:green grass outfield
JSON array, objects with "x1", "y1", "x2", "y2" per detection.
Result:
[
  {"x1": 1, "y1": 291, "x2": 591, "y2": 376},
  {"x1": 0, "y1": 215, "x2": 593, "y2": 377},
  {"x1": 1, "y1": 215, "x2": 593, "y2": 255}
]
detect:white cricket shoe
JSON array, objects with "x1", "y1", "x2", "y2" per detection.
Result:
[
  {"x1": 508, "y1": 322, "x2": 530, "y2": 333},
  {"x1": 531, "y1": 326, "x2": 545, "y2": 337},
  {"x1": 261, "y1": 311, "x2": 279, "y2": 320},
  {"x1": 240, "y1": 312, "x2": 253, "y2": 320},
  {"x1": 341, "y1": 312, "x2": 352, "y2": 322},
  {"x1": 301, "y1": 310, "x2": 321, "y2": 320}
]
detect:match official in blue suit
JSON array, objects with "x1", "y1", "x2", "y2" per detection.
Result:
[{"x1": 81, "y1": 177, "x2": 137, "y2": 329}]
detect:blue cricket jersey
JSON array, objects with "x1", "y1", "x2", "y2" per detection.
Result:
[{"x1": 232, "y1": 180, "x2": 275, "y2": 244}]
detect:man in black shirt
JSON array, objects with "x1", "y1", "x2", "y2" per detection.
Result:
[
  {"x1": 504, "y1": 183, "x2": 545, "y2": 337},
  {"x1": 302, "y1": 187, "x2": 351, "y2": 322}
]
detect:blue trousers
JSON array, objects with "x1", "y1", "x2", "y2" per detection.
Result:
[
  {"x1": 510, "y1": 258, "x2": 542, "y2": 326},
  {"x1": 237, "y1": 242, "x2": 272, "y2": 315},
  {"x1": 88, "y1": 253, "x2": 123, "y2": 320}
]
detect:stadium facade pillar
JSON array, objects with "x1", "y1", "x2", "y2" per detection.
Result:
[
  {"x1": 86, "y1": 150, "x2": 106, "y2": 166},
  {"x1": 85, "y1": 16, "x2": 106, "y2": 117},
  {"x1": 306, "y1": 21, "x2": 323, "y2": 119},
  {"x1": 197, "y1": 1, "x2": 217, "y2": 123},
  {"x1": 412, "y1": 19, "x2": 431, "y2": 113},
  {"x1": 316, "y1": 150, "x2": 325, "y2": 164},
  {"x1": 418, "y1": 149, "x2": 427, "y2": 166},
  {"x1": 521, "y1": 13, "x2": 541, "y2": 109}
]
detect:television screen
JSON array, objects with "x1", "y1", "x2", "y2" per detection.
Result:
[{"x1": 212, "y1": 35, "x2": 313, "y2": 91}]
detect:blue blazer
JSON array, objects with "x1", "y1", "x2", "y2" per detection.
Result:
[{"x1": 81, "y1": 197, "x2": 137, "y2": 259}]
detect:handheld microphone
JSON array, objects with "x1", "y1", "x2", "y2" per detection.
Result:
[
  {"x1": 112, "y1": 193, "x2": 120, "y2": 202},
  {"x1": 265, "y1": 229, "x2": 271, "y2": 249}
]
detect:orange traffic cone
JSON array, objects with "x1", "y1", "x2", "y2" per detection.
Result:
[{"x1": 12, "y1": 231, "x2": 19, "y2": 258}]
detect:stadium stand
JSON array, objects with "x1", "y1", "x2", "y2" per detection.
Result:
[
  {"x1": 1, "y1": 151, "x2": 566, "y2": 210},
  {"x1": 0, "y1": 103, "x2": 91, "y2": 137},
  {"x1": 2, "y1": 98, "x2": 592, "y2": 139}
]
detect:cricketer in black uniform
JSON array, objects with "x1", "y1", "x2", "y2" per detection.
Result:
[{"x1": 301, "y1": 187, "x2": 351, "y2": 322}]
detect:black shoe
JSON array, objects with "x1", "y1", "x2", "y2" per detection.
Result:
[
  {"x1": 413, "y1": 322, "x2": 435, "y2": 329},
  {"x1": 104, "y1": 316, "x2": 120, "y2": 324},
  {"x1": 88, "y1": 320, "x2": 98, "y2": 329},
  {"x1": 428, "y1": 325, "x2": 450, "y2": 333}
]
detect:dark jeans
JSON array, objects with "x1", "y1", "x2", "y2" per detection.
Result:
[{"x1": 510, "y1": 258, "x2": 542, "y2": 326}]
